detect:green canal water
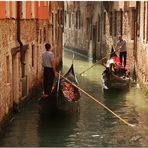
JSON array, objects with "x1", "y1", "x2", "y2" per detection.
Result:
[{"x1": 0, "y1": 49, "x2": 148, "y2": 147}]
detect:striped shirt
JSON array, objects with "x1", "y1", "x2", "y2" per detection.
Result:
[{"x1": 42, "y1": 51, "x2": 54, "y2": 68}]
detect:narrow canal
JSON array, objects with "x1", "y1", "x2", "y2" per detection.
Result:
[{"x1": 0, "y1": 49, "x2": 148, "y2": 147}]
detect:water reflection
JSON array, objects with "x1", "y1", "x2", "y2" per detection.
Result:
[
  {"x1": 0, "y1": 49, "x2": 148, "y2": 147},
  {"x1": 0, "y1": 100, "x2": 40, "y2": 147},
  {"x1": 38, "y1": 109, "x2": 79, "y2": 147}
]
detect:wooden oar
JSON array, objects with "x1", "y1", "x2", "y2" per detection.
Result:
[
  {"x1": 80, "y1": 60, "x2": 100, "y2": 76},
  {"x1": 79, "y1": 49, "x2": 116, "y2": 76},
  {"x1": 57, "y1": 72, "x2": 135, "y2": 127}
]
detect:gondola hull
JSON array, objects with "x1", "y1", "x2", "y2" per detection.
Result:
[
  {"x1": 55, "y1": 92, "x2": 80, "y2": 115},
  {"x1": 39, "y1": 64, "x2": 80, "y2": 116},
  {"x1": 54, "y1": 64, "x2": 80, "y2": 115},
  {"x1": 102, "y1": 71, "x2": 130, "y2": 89},
  {"x1": 102, "y1": 48, "x2": 130, "y2": 90}
]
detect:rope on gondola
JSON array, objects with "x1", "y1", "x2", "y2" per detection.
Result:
[
  {"x1": 79, "y1": 46, "x2": 116, "y2": 76},
  {"x1": 57, "y1": 72, "x2": 135, "y2": 128}
]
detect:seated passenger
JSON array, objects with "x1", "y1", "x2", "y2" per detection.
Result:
[{"x1": 114, "y1": 63, "x2": 127, "y2": 76}]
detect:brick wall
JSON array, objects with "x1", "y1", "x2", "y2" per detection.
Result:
[
  {"x1": 64, "y1": 2, "x2": 91, "y2": 58},
  {"x1": 0, "y1": 1, "x2": 64, "y2": 125},
  {"x1": 0, "y1": 20, "x2": 18, "y2": 120}
]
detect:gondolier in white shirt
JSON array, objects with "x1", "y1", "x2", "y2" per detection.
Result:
[
  {"x1": 115, "y1": 35, "x2": 127, "y2": 68},
  {"x1": 42, "y1": 43, "x2": 57, "y2": 96}
]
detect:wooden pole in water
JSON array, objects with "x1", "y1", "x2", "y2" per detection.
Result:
[{"x1": 57, "y1": 72, "x2": 134, "y2": 127}]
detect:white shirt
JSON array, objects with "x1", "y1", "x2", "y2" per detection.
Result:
[{"x1": 42, "y1": 51, "x2": 54, "y2": 68}]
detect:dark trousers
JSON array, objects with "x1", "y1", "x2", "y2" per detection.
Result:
[
  {"x1": 119, "y1": 51, "x2": 127, "y2": 67},
  {"x1": 43, "y1": 67, "x2": 54, "y2": 95}
]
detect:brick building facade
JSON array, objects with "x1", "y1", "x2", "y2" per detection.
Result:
[
  {"x1": 0, "y1": 1, "x2": 64, "y2": 124},
  {"x1": 64, "y1": 1, "x2": 148, "y2": 92},
  {"x1": 64, "y1": 2, "x2": 103, "y2": 61}
]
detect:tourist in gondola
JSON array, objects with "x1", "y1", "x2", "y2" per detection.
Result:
[
  {"x1": 42, "y1": 43, "x2": 58, "y2": 96},
  {"x1": 115, "y1": 35, "x2": 127, "y2": 68},
  {"x1": 113, "y1": 63, "x2": 127, "y2": 77}
]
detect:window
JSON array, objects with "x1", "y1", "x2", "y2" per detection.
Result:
[
  {"x1": 98, "y1": 15, "x2": 100, "y2": 42},
  {"x1": 109, "y1": 12, "x2": 112, "y2": 36},
  {"x1": 76, "y1": 11, "x2": 78, "y2": 29},
  {"x1": 120, "y1": 10, "x2": 123, "y2": 36},
  {"x1": 78, "y1": 10, "x2": 81, "y2": 29},
  {"x1": 114, "y1": 11, "x2": 117, "y2": 36},
  {"x1": 137, "y1": 1, "x2": 140, "y2": 37},
  {"x1": 6, "y1": 1, "x2": 10, "y2": 18},
  {"x1": 61, "y1": 10, "x2": 64, "y2": 26},
  {"x1": 143, "y1": 2, "x2": 146, "y2": 40},
  {"x1": 76, "y1": 10, "x2": 80, "y2": 29},
  {"x1": 72, "y1": 13, "x2": 75, "y2": 26},
  {"x1": 31, "y1": 1, "x2": 35, "y2": 18},
  {"x1": 131, "y1": 9, "x2": 136, "y2": 40},
  {"x1": 147, "y1": 2, "x2": 148, "y2": 41},
  {"x1": 52, "y1": 13, "x2": 54, "y2": 42},
  {"x1": 58, "y1": 26, "x2": 60, "y2": 41},
  {"x1": 43, "y1": 27, "x2": 46, "y2": 42},
  {"x1": 6, "y1": 56, "x2": 10, "y2": 83},
  {"x1": 55, "y1": 13, "x2": 58, "y2": 41},
  {"x1": 44, "y1": 1, "x2": 46, "y2": 6},
  {"x1": 22, "y1": 1, "x2": 26, "y2": 19},
  {"x1": 57, "y1": 9, "x2": 60, "y2": 25},
  {"x1": 69, "y1": 12, "x2": 71, "y2": 28},
  {"x1": 104, "y1": 12, "x2": 106, "y2": 34},
  {"x1": 32, "y1": 45, "x2": 35, "y2": 67},
  {"x1": 146, "y1": 2, "x2": 148, "y2": 42},
  {"x1": 90, "y1": 18, "x2": 92, "y2": 40},
  {"x1": 86, "y1": 18, "x2": 89, "y2": 36},
  {"x1": 64, "y1": 11, "x2": 67, "y2": 27},
  {"x1": 40, "y1": 29, "x2": 42, "y2": 44},
  {"x1": 12, "y1": 2, "x2": 16, "y2": 18}
]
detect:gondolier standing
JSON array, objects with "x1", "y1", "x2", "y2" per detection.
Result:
[
  {"x1": 42, "y1": 43, "x2": 57, "y2": 96},
  {"x1": 115, "y1": 35, "x2": 127, "y2": 68}
]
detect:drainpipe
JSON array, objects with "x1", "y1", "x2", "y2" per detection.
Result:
[
  {"x1": 17, "y1": 1, "x2": 24, "y2": 70},
  {"x1": 13, "y1": 1, "x2": 24, "y2": 112}
]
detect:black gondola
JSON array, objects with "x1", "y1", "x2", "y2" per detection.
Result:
[
  {"x1": 54, "y1": 64, "x2": 80, "y2": 114},
  {"x1": 102, "y1": 47, "x2": 130, "y2": 90},
  {"x1": 39, "y1": 63, "x2": 80, "y2": 115}
]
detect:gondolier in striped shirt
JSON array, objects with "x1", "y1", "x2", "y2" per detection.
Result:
[{"x1": 42, "y1": 43, "x2": 57, "y2": 96}]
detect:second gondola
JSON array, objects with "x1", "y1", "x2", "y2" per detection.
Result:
[{"x1": 102, "y1": 47, "x2": 130, "y2": 90}]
